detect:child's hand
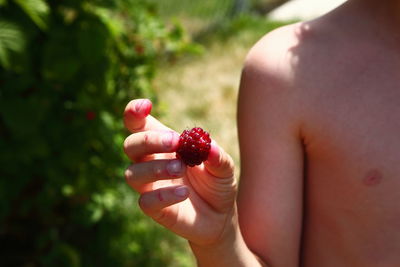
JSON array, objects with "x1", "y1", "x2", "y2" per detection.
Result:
[{"x1": 123, "y1": 99, "x2": 237, "y2": 246}]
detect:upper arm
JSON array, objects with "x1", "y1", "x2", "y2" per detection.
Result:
[{"x1": 237, "y1": 25, "x2": 305, "y2": 267}]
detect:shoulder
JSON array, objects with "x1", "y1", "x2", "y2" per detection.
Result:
[
  {"x1": 237, "y1": 20, "x2": 336, "y2": 138},
  {"x1": 239, "y1": 16, "x2": 342, "y2": 110},
  {"x1": 240, "y1": 19, "x2": 329, "y2": 96},
  {"x1": 238, "y1": 22, "x2": 310, "y2": 125},
  {"x1": 243, "y1": 19, "x2": 333, "y2": 85},
  {"x1": 243, "y1": 22, "x2": 302, "y2": 83},
  {"x1": 238, "y1": 23, "x2": 310, "y2": 142}
]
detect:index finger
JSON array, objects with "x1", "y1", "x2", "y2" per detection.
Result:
[{"x1": 124, "y1": 99, "x2": 171, "y2": 133}]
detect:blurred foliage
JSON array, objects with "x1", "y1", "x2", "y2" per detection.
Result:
[
  {"x1": 142, "y1": 0, "x2": 287, "y2": 35},
  {"x1": 0, "y1": 0, "x2": 197, "y2": 266},
  {"x1": 200, "y1": 14, "x2": 291, "y2": 43}
]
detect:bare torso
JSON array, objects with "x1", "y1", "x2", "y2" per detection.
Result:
[{"x1": 293, "y1": 4, "x2": 400, "y2": 266}]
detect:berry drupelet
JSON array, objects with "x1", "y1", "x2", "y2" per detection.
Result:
[{"x1": 176, "y1": 127, "x2": 211, "y2": 167}]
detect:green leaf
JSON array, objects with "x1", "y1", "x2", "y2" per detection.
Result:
[
  {"x1": 0, "y1": 19, "x2": 26, "y2": 68},
  {"x1": 84, "y1": 4, "x2": 124, "y2": 38},
  {"x1": 14, "y1": 0, "x2": 49, "y2": 30},
  {"x1": 0, "y1": 0, "x2": 7, "y2": 6}
]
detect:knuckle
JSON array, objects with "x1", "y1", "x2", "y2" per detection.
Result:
[
  {"x1": 232, "y1": 176, "x2": 238, "y2": 189},
  {"x1": 152, "y1": 163, "x2": 165, "y2": 179},
  {"x1": 156, "y1": 210, "x2": 177, "y2": 229},
  {"x1": 230, "y1": 178, "x2": 238, "y2": 195},
  {"x1": 124, "y1": 166, "x2": 141, "y2": 189},
  {"x1": 157, "y1": 189, "x2": 164, "y2": 202},
  {"x1": 124, "y1": 168, "x2": 133, "y2": 183},
  {"x1": 138, "y1": 194, "x2": 148, "y2": 211},
  {"x1": 123, "y1": 137, "x2": 131, "y2": 155},
  {"x1": 153, "y1": 209, "x2": 167, "y2": 222},
  {"x1": 142, "y1": 132, "x2": 151, "y2": 147},
  {"x1": 222, "y1": 154, "x2": 235, "y2": 177}
]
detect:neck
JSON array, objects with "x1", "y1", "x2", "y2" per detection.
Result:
[
  {"x1": 349, "y1": 0, "x2": 400, "y2": 27},
  {"x1": 340, "y1": 0, "x2": 400, "y2": 45}
]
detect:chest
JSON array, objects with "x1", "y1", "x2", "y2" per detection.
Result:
[
  {"x1": 304, "y1": 48, "x2": 400, "y2": 166},
  {"x1": 302, "y1": 58, "x2": 400, "y2": 212}
]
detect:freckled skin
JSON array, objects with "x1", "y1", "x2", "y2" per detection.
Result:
[
  {"x1": 363, "y1": 169, "x2": 383, "y2": 186},
  {"x1": 238, "y1": 1, "x2": 400, "y2": 266},
  {"x1": 290, "y1": 3, "x2": 400, "y2": 266}
]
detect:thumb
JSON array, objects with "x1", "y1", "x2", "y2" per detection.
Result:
[
  {"x1": 204, "y1": 141, "x2": 235, "y2": 179},
  {"x1": 202, "y1": 142, "x2": 237, "y2": 213}
]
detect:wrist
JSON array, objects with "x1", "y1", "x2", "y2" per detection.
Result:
[{"x1": 189, "y1": 205, "x2": 266, "y2": 267}]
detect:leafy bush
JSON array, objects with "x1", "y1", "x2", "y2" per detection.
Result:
[{"x1": 0, "y1": 0, "x2": 196, "y2": 266}]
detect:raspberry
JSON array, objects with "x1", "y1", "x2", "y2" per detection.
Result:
[{"x1": 176, "y1": 127, "x2": 211, "y2": 167}]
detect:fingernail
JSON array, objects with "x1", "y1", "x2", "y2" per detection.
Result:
[
  {"x1": 134, "y1": 100, "x2": 146, "y2": 113},
  {"x1": 167, "y1": 160, "x2": 182, "y2": 176},
  {"x1": 132, "y1": 99, "x2": 152, "y2": 116},
  {"x1": 206, "y1": 141, "x2": 221, "y2": 166},
  {"x1": 174, "y1": 186, "x2": 188, "y2": 197},
  {"x1": 162, "y1": 132, "x2": 177, "y2": 148}
]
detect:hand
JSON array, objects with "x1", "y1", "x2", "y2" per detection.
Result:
[{"x1": 123, "y1": 99, "x2": 237, "y2": 246}]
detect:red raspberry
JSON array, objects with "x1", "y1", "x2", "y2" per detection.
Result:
[
  {"x1": 176, "y1": 127, "x2": 211, "y2": 167},
  {"x1": 86, "y1": 111, "x2": 96, "y2": 120}
]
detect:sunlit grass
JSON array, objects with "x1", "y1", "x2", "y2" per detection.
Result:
[{"x1": 144, "y1": 0, "x2": 233, "y2": 34}]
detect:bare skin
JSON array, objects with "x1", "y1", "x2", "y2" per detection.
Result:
[
  {"x1": 239, "y1": 1, "x2": 400, "y2": 266},
  {"x1": 123, "y1": 99, "x2": 261, "y2": 266},
  {"x1": 123, "y1": 0, "x2": 400, "y2": 266}
]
